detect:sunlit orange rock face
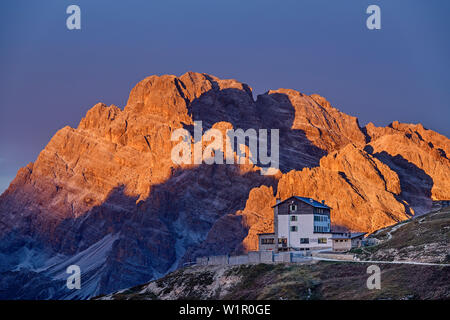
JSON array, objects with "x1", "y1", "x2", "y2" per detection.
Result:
[
  {"x1": 238, "y1": 122, "x2": 450, "y2": 250},
  {"x1": 0, "y1": 72, "x2": 449, "y2": 297},
  {"x1": 365, "y1": 121, "x2": 450, "y2": 203}
]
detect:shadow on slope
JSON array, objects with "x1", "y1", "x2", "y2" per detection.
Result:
[
  {"x1": 182, "y1": 82, "x2": 328, "y2": 172},
  {"x1": 364, "y1": 146, "x2": 434, "y2": 215},
  {"x1": 0, "y1": 162, "x2": 277, "y2": 298}
]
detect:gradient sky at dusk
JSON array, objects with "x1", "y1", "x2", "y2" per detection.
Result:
[{"x1": 1, "y1": 0, "x2": 450, "y2": 193}]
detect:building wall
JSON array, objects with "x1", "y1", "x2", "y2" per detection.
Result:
[
  {"x1": 332, "y1": 239, "x2": 352, "y2": 252},
  {"x1": 277, "y1": 198, "x2": 315, "y2": 216},
  {"x1": 258, "y1": 234, "x2": 277, "y2": 251},
  {"x1": 277, "y1": 213, "x2": 332, "y2": 250}
]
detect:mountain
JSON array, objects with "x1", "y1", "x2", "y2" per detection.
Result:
[{"x1": 0, "y1": 72, "x2": 449, "y2": 299}]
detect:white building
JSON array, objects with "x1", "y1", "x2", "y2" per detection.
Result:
[{"x1": 257, "y1": 196, "x2": 333, "y2": 252}]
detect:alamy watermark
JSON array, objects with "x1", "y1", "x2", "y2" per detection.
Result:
[
  {"x1": 366, "y1": 5, "x2": 381, "y2": 30},
  {"x1": 171, "y1": 121, "x2": 279, "y2": 175},
  {"x1": 66, "y1": 5, "x2": 380, "y2": 31},
  {"x1": 366, "y1": 265, "x2": 381, "y2": 290},
  {"x1": 66, "y1": 265, "x2": 81, "y2": 290},
  {"x1": 66, "y1": 5, "x2": 81, "y2": 30}
]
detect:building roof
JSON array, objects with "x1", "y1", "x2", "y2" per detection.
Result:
[
  {"x1": 331, "y1": 232, "x2": 367, "y2": 240},
  {"x1": 331, "y1": 234, "x2": 350, "y2": 240},
  {"x1": 350, "y1": 232, "x2": 367, "y2": 239},
  {"x1": 272, "y1": 196, "x2": 331, "y2": 209}
]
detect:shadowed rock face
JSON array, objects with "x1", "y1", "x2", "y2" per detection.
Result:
[{"x1": 0, "y1": 72, "x2": 449, "y2": 299}]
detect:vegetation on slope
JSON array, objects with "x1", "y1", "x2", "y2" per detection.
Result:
[
  {"x1": 100, "y1": 207, "x2": 449, "y2": 300},
  {"x1": 102, "y1": 261, "x2": 449, "y2": 300},
  {"x1": 354, "y1": 206, "x2": 450, "y2": 263}
]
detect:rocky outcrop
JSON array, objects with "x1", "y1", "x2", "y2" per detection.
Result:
[
  {"x1": 0, "y1": 72, "x2": 449, "y2": 299},
  {"x1": 365, "y1": 121, "x2": 450, "y2": 212},
  {"x1": 276, "y1": 144, "x2": 407, "y2": 232}
]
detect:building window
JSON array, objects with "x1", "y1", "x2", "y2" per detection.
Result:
[
  {"x1": 314, "y1": 222, "x2": 330, "y2": 233},
  {"x1": 290, "y1": 226, "x2": 298, "y2": 232},
  {"x1": 289, "y1": 204, "x2": 297, "y2": 212},
  {"x1": 318, "y1": 238, "x2": 327, "y2": 244},
  {"x1": 290, "y1": 215, "x2": 297, "y2": 221},
  {"x1": 315, "y1": 226, "x2": 326, "y2": 232},
  {"x1": 300, "y1": 238, "x2": 309, "y2": 244},
  {"x1": 261, "y1": 238, "x2": 275, "y2": 245},
  {"x1": 314, "y1": 215, "x2": 329, "y2": 222}
]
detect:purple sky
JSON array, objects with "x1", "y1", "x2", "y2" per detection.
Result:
[{"x1": 1, "y1": 0, "x2": 449, "y2": 193}]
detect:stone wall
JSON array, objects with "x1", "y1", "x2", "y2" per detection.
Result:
[
  {"x1": 229, "y1": 255, "x2": 249, "y2": 265},
  {"x1": 196, "y1": 251, "x2": 312, "y2": 266},
  {"x1": 312, "y1": 252, "x2": 355, "y2": 261}
]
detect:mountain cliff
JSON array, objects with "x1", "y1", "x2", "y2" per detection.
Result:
[{"x1": 0, "y1": 72, "x2": 449, "y2": 299}]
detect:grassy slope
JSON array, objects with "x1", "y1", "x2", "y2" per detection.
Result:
[
  {"x1": 104, "y1": 261, "x2": 449, "y2": 300},
  {"x1": 353, "y1": 206, "x2": 450, "y2": 263}
]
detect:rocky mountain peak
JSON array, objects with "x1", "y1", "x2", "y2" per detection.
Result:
[{"x1": 0, "y1": 72, "x2": 449, "y2": 299}]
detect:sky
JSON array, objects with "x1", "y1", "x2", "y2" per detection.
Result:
[{"x1": 1, "y1": 0, "x2": 449, "y2": 194}]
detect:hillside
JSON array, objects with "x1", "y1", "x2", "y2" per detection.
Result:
[
  {"x1": 101, "y1": 207, "x2": 450, "y2": 300},
  {"x1": 0, "y1": 72, "x2": 449, "y2": 299},
  {"x1": 353, "y1": 205, "x2": 450, "y2": 264},
  {"x1": 100, "y1": 261, "x2": 449, "y2": 300}
]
